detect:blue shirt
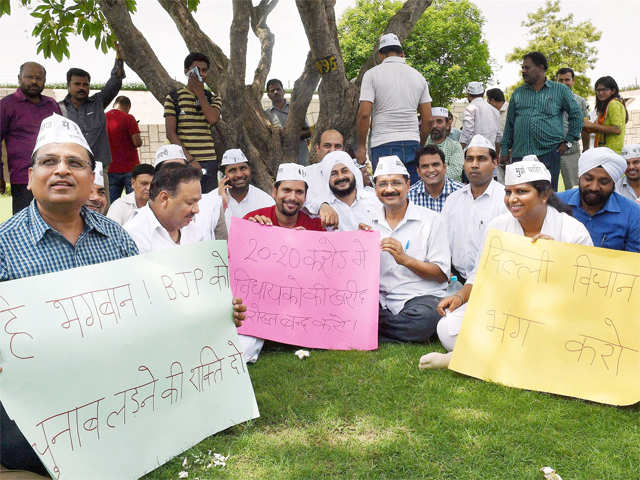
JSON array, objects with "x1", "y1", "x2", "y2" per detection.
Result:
[
  {"x1": 557, "y1": 189, "x2": 640, "y2": 252},
  {"x1": 0, "y1": 201, "x2": 139, "y2": 281},
  {"x1": 408, "y1": 177, "x2": 463, "y2": 213}
]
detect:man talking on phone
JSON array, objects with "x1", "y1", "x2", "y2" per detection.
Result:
[{"x1": 164, "y1": 52, "x2": 222, "y2": 193}]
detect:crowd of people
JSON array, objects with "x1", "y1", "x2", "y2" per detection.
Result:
[{"x1": 0, "y1": 32, "x2": 639, "y2": 478}]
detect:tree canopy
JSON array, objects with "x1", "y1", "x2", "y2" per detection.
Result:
[
  {"x1": 338, "y1": 0, "x2": 492, "y2": 107},
  {"x1": 506, "y1": 0, "x2": 601, "y2": 98}
]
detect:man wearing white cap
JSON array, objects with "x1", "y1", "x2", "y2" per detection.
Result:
[
  {"x1": 421, "y1": 157, "x2": 592, "y2": 370},
  {"x1": 210, "y1": 148, "x2": 274, "y2": 232},
  {"x1": 425, "y1": 107, "x2": 464, "y2": 182},
  {"x1": 84, "y1": 160, "x2": 108, "y2": 214},
  {"x1": 441, "y1": 135, "x2": 508, "y2": 283},
  {"x1": 0, "y1": 113, "x2": 139, "y2": 476},
  {"x1": 557, "y1": 147, "x2": 640, "y2": 252},
  {"x1": 616, "y1": 144, "x2": 640, "y2": 203},
  {"x1": 361, "y1": 155, "x2": 449, "y2": 343},
  {"x1": 154, "y1": 144, "x2": 187, "y2": 170},
  {"x1": 356, "y1": 32, "x2": 432, "y2": 184},
  {"x1": 459, "y1": 82, "x2": 502, "y2": 151},
  {"x1": 244, "y1": 163, "x2": 324, "y2": 231},
  {"x1": 107, "y1": 163, "x2": 155, "y2": 225}
]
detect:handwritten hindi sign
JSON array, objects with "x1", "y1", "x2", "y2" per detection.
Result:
[
  {"x1": 229, "y1": 218, "x2": 380, "y2": 350},
  {"x1": 0, "y1": 241, "x2": 259, "y2": 479},
  {"x1": 449, "y1": 229, "x2": 640, "y2": 406}
]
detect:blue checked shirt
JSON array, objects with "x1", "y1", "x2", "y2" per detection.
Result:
[
  {"x1": 0, "y1": 201, "x2": 139, "y2": 281},
  {"x1": 408, "y1": 177, "x2": 463, "y2": 213}
]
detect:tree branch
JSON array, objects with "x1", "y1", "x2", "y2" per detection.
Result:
[{"x1": 249, "y1": 0, "x2": 278, "y2": 99}]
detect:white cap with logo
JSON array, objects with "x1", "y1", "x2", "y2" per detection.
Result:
[
  {"x1": 621, "y1": 144, "x2": 640, "y2": 161},
  {"x1": 466, "y1": 82, "x2": 484, "y2": 95},
  {"x1": 505, "y1": 157, "x2": 551, "y2": 185},
  {"x1": 221, "y1": 148, "x2": 249, "y2": 167},
  {"x1": 154, "y1": 144, "x2": 187, "y2": 167},
  {"x1": 93, "y1": 161, "x2": 104, "y2": 187},
  {"x1": 431, "y1": 107, "x2": 449, "y2": 118},
  {"x1": 463, "y1": 134, "x2": 495, "y2": 153},
  {"x1": 276, "y1": 163, "x2": 308, "y2": 185},
  {"x1": 373, "y1": 155, "x2": 409, "y2": 179},
  {"x1": 32, "y1": 113, "x2": 93, "y2": 157},
  {"x1": 378, "y1": 33, "x2": 402, "y2": 50}
]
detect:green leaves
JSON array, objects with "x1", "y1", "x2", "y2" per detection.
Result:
[
  {"x1": 338, "y1": 0, "x2": 493, "y2": 107},
  {"x1": 0, "y1": 0, "x2": 11, "y2": 16}
]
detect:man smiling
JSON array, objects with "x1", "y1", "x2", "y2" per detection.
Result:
[{"x1": 408, "y1": 144, "x2": 462, "y2": 212}]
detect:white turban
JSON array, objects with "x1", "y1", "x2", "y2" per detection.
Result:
[
  {"x1": 320, "y1": 151, "x2": 364, "y2": 192},
  {"x1": 578, "y1": 147, "x2": 627, "y2": 183}
]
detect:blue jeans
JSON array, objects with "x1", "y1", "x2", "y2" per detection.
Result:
[
  {"x1": 512, "y1": 148, "x2": 562, "y2": 191},
  {"x1": 108, "y1": 172, "x2": 132, "y2": 202},
  {"x1": 370, "y1": 140, "x2": 421, "y2": 185}
]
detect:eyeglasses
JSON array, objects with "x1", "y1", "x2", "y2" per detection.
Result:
[
  {"x1": 35, "y1": 156, "x2": 91, "y2": 170},
  {"x1": 375, "y1": 180, "x2": 405, "y2": 188}
]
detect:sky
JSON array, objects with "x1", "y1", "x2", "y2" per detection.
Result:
[{"x1": 0, "y1": 0, "x2": 638, "y2": 93}]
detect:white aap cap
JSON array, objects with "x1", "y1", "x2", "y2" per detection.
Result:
[
  {"x1": 505, "y1": 158, "x2": 551, "y2": 185},
  {"x1": 154, "y1": 144, "x2": 186, "y2": 167},
  {"x1": 276, "y1": 163, "x2": 308, "y2": 185},
  {"x1": 621, "y1": 144, "x2": 640, "y2": 161},
  {"x1": 373, "y1": 155, "x2": 409, "y2": 179},
  {"x1": 578, "y1": 147, "x2": 627, "y2": 183},
  {"x1": 33, "y1": 113, "x2": 93, "y2": 157},
  {"x1": 431, "y1": 107, "x2": 449, "y2": 118},
  {"x1": 464, "y1": 134, "x2": 495, "y2": 153},
  {"x1": 221, "y1": 148, "x2": 249, "y2": 167},
  {"x1": 466, "y1": 82, "x2": 484, "y2": 95},
  {"x1": 93, "y1": 161, "x2": 104, "y2": 187},
  {"x1": 378, "y1": 33, "x2": 402, "y2": 50}
]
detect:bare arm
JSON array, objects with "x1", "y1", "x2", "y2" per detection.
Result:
[
  {"x1": 131, "y1": 133, "x2": 142, "y2": 148},
  {"x1": 418, "y1": 102, "x2": 432, "y2": 146},
  {"x1": 355, "y1": 101, "x2": 373, "y2": 165}
]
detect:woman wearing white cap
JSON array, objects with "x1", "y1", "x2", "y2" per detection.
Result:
[{"x1": 419, "y1": 156, "x2": 592, "y2": 370}]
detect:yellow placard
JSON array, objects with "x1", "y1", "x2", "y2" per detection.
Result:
[{"x1": 449, "y1": 229, "x2": 640, "y2": 406}]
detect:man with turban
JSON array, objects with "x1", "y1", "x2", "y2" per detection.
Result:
[{"x1": 558, "y1": 147, "x2": 640, "y2": 252}]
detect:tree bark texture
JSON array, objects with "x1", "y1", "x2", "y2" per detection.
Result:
[{"x1": 98, "y1": 0, "x2": 431, "y2": 190}]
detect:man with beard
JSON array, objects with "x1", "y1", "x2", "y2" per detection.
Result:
[
  {"x1": 244, "y1": 163, "x2": 324, "y2": 231},
  {"x1": 558, "y1": 147, "x2": 640, "y2": 252},
  {"x1": 424, "y1": 108, "x2": 464, "y2": 182},
  {"x1": 616, "y1": 144, "x2": 640, "y2": 203},
  {"x1": 408, "y1": 144, "x2": 463, "y2": 213},
  {"x1": 211, "y1": 149, "x2": 274, "y2": 232},
  {"x1": 84, "y1": 161, "x2": 107, "y2": 214},
  {"x1": 0, "y1": 62, "x2": 61, "y2": 213},
  {"x1": 360, "y1": 155, "x2": 449, "y2": 343},
  {"x1": 441, "y1": 135, "x2": 508, "y2": 283},
  {"x1": 318, "y1": 151, "x2": 379, "y2": 231},
  {"x1": 124, "y1": 163, "x2": 205, "y2": 253},
  {"x1": 107, "y1": 163, "x2": 155, "y2": 225},
  {"x1": 500, "y1": 51, "x2": 583, "y2": 190}
]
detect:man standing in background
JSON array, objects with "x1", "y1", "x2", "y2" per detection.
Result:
[
  {"x1": 459, "y1": 82, "x2": 501, "y2": 151},
  {"x1": 106, "y1": 95, "x2": 142, "y2": 201}
]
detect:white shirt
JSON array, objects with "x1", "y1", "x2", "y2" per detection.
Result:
[
  {"x1": 124, "y1": 204, "x2": 205, "y2": 254},
  {"x1": 193, "y1": 192, "x2": 227, "y2": 240},
  {"x1": 372, "y1": 202, "x2": 450, "y2": 315},
  {"x1": 359, "y1": 56, "x2": 431, "y2": 147},
  {"x1": 467, "y1": 206, "x2": 593, "y2": 284},
  {"x1": 106, "y1": 191, "x2": 141, "y2": 226},
  {"x1": 441, "y1": 180, "x2": 508, "y2": 279},
  {"x1": 326, "y1": 190, "x2": 381, "y2": 231},
  {"x1": 459, "y1": 97, "x2": 502, "y2": 145},
  {"x1": 210, "y1": 184, "x2": 274, "y2": 232},
  {"x1": 615, "y1": 176, "x2": 639, "y2": 202}
]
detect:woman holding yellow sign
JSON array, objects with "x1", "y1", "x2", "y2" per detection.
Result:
[{"x1": 419, "y1": 156, "x2": 593, "y2": 370}]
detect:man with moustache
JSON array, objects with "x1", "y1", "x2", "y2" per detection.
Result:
[
  {"x1": 558, "y1": 147, "x2": 640, "y2": 252},
  {"x1": 424, "y1": 107, "x2": 464, "y2": 182},
  {"x1": 107, "y1": 163, "x2": 156, "y2": 225},
  {"x1": 616, "y1": 144, "x2": 640, "y2": 203},
  {"x1": 0, "y1": 62, "x2": 61, "y2": 213},
  {"x1": 84, "y1": 161, "x2": 108, "y2": 214},
  {"x1": 360, "y1": 155, "x2": 449, "y2": 343},
  {"x1": 244, "y1": 163, "x2": 323, "y2": 231}
]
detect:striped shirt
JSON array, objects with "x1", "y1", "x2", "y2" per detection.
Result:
[
  {"x1": 163, "y1": 87, "x2": 223, "y2": 161},
  {"x1": 408, "y1": 177, "x2": 463, "y2": 213},
  {"x1": 501, "y1": 80, "x2": 583, "y2": 158},
  {"x1": 0, "y1": 201, "x2": 139, "y2": 281}
]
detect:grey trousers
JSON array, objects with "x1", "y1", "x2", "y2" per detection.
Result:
[
  {"x1": 560, "y1": 148, "x2": 580, "y2": 190},
  {"x1": 378, "y1": 294, "x2": 441, "y2": 343}
]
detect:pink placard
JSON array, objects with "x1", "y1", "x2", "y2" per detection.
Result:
[{"x1": 229, "y1": 217, "x2": 380, "y2": 350}]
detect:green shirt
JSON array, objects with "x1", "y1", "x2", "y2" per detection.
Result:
[
  {"x1": 502, "y1": 80, "x2": 583, "y2": 158},
  {"x1": 426, "y1": 136, "x2": 464, "y2": 182},
  {"x1": 598, "y1": 99, "x2": 626, "y2": 153}
]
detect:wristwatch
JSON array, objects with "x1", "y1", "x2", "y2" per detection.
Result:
[{"x1": 564, "y1": 141, "x2": 573, "y2": 149}]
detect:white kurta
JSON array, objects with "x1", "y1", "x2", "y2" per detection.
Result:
[
  {"x1": 459, "y1": 97, "x2": 502, "y2": 145},
  {"x1": 124, "y1": 204, "x2": 205, "y2": 254},
  {"x1": 615, "y1": 176, "x2": 639, "y2": 202},
  {"x1": 209, "y1": 184, "x2": 274, "y2": 232},
  {"x1": 106, "y1": 191, "x2": 141, "y2": 226},
  {"x1": 325, "y1": 190, "x2": 381, "y2": 232},
  {"x1": 372, "y1": 202, "x2": 450, "y2": 315},
  {"x1": 440, "y1": 180, "x2": 508, "y2": 279},
  {"x1": 193, "y1": 192, "x2": 227, "y2": 241}
]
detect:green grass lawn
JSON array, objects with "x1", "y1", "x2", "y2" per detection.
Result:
[{"x1": 142, "y1": 343, "x2": 640, "y2": 479}]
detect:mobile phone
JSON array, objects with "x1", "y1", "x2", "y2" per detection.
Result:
[{"x1": 187, "y1": 66, "x2": 202, "y2": 82}]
